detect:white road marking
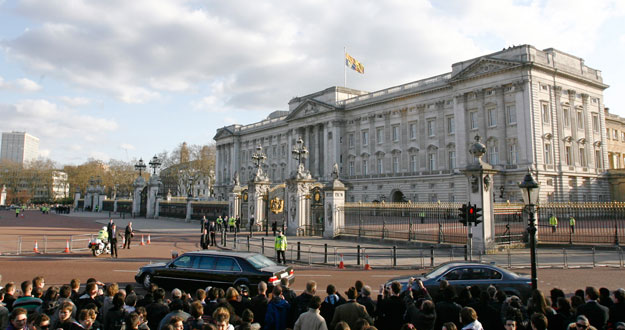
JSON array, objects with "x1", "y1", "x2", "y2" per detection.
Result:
[{"x1": 300, "y1": 274, "x2": 332, "y2": 277}]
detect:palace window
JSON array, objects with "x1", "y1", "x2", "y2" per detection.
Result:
[
  {"x1": 348, "y1": 133, "x2": 354, "y2": 148},
  {"x1": 545, "y1": 143, "x2": 553, "y2": 164},
  {"x1": 470, "y1": 111, "x2": 478, "y2": 130},
  {"x1": 392, "y1": 125, "x2": 399, "y2": 142},
  {"x1": 565, "y1": 146, "x2": 572, "y2": 166},
  {"x1": 592, "y1": 114, "x2": 599, "y2": 133},
  {"x1": 577, "y1": 111, "x2": 584, "y2": 130},
  {"x1": 448, "y1": 150, "x2": 456, "y2": 169},
  {"x1": 376, "y1": 127, "x2": 384, "y2": 144},
  {"x1": 541, "y1": 103, "x2": 550, "y2": 124},
  {"x1": 427, "y1": 119, "x2": 436, "y2": 137},
  {"x1": 362, "y1": 159, "x2": 368, "y2": 175},
  {"x1": 508, "y1": 144, "x2": 518, "y2": 165},
  {"x1": 488, "y1": 108, "x2": 497, "y2": 127},
  {"x1": 362, "y1": 130, "x2": 369, "y2": 146},
  {"x1": 506, "y1": 105, "x2": 517, "y2": 124},
  {"x1": 447, "y1": 116, "x2": 455, "y2": 134},
  {"x1": 563, "y1": 108, "x2": 570, "y2": 127},
  {"x1": 377, "y1": 158, "x2": 383, "y2": 173},
  {"x1": 410, "y1": 155, "x2": 418, "y2": 172},
  {"x1": 392, "y1": 156, "x2": 399, "y2": 173},
  {"x1": 409, "y1": 123, "x2": 417, "y2": 140}
]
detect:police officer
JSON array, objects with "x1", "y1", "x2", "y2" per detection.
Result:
[
  {"x1": 274, "y1": 230, "x2": 287, "y2": 265},
  {"x1": 229, "y1": 216, "x2": 236, "y2": 232},
  {"x1": 209, "y1": 220, "x2": 217, "y2": 246},
  {"x1": 569, "y1": 215, "x2": 576, "y2": 234},
  {"x1": 549, "y1": 214, "x2": 558, "y2": 233},
  {"x1": 216, "y1": 216, "x2": 223, "y2": 232}
]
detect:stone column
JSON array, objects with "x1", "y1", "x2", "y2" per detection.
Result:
[
  {"x1": 73, "y1": 190, "x2": 81, "y2": 210},
  {"x1": 113, "y1": 200, "x2": 118, "y2": 213},
  {"x1": 186, "y1": 198, "x2": 193, "y2": 221},
  {"x1": 0, "y1": 185, "x2": 6, "y2": 206},
  {"x1": 132, "y1": 176, "x2": 146, "y2": 216},
  {"x1": 146, "y1": 175, "x2": 160, "y2": 219},
  {"x1": 322, "y1": 123, "x2": 329, "y2": 180},
  {"x1": 323, "y1": 177, "x2": 346, "y2": 238},
  {"x1": 461, "y1": 136, "x2": 498, "y2": 252},
  {"x1": 249, "y1": 181, "x2": 271, "y2": 229},
  {"x1": 286, "y1": 177, "x2": 315, "y2": 236},
  {"x1": 229, "y1": 184, "x2": 242, "y2": 218}
]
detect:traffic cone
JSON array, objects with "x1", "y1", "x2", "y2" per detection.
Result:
[
  {"x1": 140, "y1": 235, "x2": 145, "y2": 246},
  {"x1": 33, "y1": 240, "x2": 40, "y2": 253},
  {"x1": 364, "y1": 255, "x2": 372, "y2": 270},
  {"x1": 63, "y1": 240, "x2": 70, "y2": 253},
  {"x1": 338, "y1": 254, "x2": 345, "y2": 269},
  {"x1": 147, "y1": 235, "x2": 151, "y2": 245}
]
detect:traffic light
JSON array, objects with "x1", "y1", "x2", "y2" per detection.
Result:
[
  {"x1": 473, "y1": 205, "x2": 483, "y2": 226},
  {"x1": 468, "y1": 204, "x2": 475, "y2": 224},
  {"x1": 458, "y1": 204, "x2": 468, "y2": 226}
]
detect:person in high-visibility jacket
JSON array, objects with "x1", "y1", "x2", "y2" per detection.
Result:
[
  {"x1": 569, "y1": 216, "x2": 576, "y2": 234},
  {"x1": 549, "y1": 214, "x2": 558, "y2": 233},
  {"x1": 274, "y1": 230, "x2": 287, "y2": 265},
  {"x1": 228, "y1": 216, "x2": 236, "y2": 232},
  {"x1": 216, "y1": 216, "x2": 223, "y2": 232},
  {"x1": 15, "y1": 207, "x2": 20, "y2": 218},
  {"x1": 97, "y1": 226, "x2": 109, "y2": 241}
]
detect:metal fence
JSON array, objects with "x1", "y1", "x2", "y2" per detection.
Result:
[
  {"x1": 0, "y1": 234, "x2": 93, "y2": 255},
  {"x1": 340, "y1": 202, "x2": 467, "y2": 244},
  {"x1": 339, "y1": 202, "x2": 625, "y2": 247},
  {"x1": 536, "y1": 202, "x2": 625, "y2": 245},
  {"x1": 190, "y1": 201, "x2": 229, "y2": 220},
  {"x1": 158, "y1": 202, "x2": 187, "y2": 219}
]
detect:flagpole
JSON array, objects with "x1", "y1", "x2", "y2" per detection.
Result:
[{"x1": 344, "y1": 46, "x2": 347, "y2": 87}]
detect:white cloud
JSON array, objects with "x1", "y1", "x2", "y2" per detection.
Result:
[
  {"x1": 89, "y1": 151, "x2": 110, "y2": 161},
  {"x1": 0, "y1": 76, "x2": 42, "y2": 92},
  {"x1": 39, "y1": 149, "x2": 50, "y2": 157},
  {"x1": 60, "y1": 96, "x2": 91, "y2": 106}
]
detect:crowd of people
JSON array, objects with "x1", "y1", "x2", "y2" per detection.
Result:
[{"x1": 1, "y1": 274, "x2": 625, "y2": 330}]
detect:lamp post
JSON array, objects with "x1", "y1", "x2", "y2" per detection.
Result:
[
  {"x1": 518, "y1": 169, "x2": 540, "y2": 290},
  {"x1": 148, "y1": 155, "x2": 161, "y2": 175},
  {"x1": 135, "y1": 158, "x2": 146, "y2": 176}
]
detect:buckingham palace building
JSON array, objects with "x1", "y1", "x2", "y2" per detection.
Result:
[{"x1": 214, "y1": 45, "x2": 611, "y2": 204}]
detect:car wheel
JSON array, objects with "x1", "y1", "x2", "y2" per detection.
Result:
[{"x1": 143, "y1": 274, "x2": 152, "y2": 289}]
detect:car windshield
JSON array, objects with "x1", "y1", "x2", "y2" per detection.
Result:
[
  {"x1": 424, "y1": 263, "x2": 453, "y2": 279},
  {"x1": 246, "y1": 254, "x2": 277, "y2": 269}
]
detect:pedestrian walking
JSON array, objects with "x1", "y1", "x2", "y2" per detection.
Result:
[
  {"x1": 236, "y1": 216, "x2": 241, "y2": 233},
  {"x1": 569, "y1": 215, "x2": 576, "y2": 234},
  {"x1": 124, "y1": 222, "x2": 134, "y2": 249},
  {"x1": 274, "y1": 230, "x2": 287, "y2": 265},
  {"x1": 201, "y1": 216, "x2": 209, "y2": 249},
  {"x1": 249, "y1": 216, "x2": 255, "y2": 233},
  {"x1": 16, "y1": 207, "x2": 20, "y2": 218},
  {"x1": 272, "y1": 221, "x2": 277, "y2": 236},
  {"x1": 549, "y1": 214, "x2": 558, "y2": 233}
]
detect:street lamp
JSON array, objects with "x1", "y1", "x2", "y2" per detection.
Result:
[
  {"x1": 149, "y1": 155, "x2": 162, "y2": 175},
  {"x1": 135, "y1": 158, "x2": 146, "y2": 176},
  {"x1": 518, "y1": 169, "x2": 540, "y2": 290}
]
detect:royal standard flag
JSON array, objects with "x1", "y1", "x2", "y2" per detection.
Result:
[{"x1": 345, "y1": 52, "x2": 365, "y2": 74}]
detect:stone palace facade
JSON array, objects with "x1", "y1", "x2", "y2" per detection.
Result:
[{"x1": 214, "y1": 45, "x2": 610, "y2": 203}]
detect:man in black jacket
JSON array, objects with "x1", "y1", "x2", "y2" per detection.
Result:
[
  {"x1": 577, "y1": 286, "x2": 609, "y2": 330},
  {"x1": 145, "y1": 288, "x2": 169, "y2": 330},
  {"x1": 292, "y1": 281, "x2": 316, "y2": 327},
  {"x1": 250, "y1": 282, "x2": 269, "y2": 328},
  {"x1": 609, "y1": 288, "x2": 625, "y2": 327},
  {"x1": 375, "y1": 281, "x2": 406, "y2": 330}
]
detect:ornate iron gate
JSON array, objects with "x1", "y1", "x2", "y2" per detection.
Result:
[
  {"x1": 308, "y1": 186, "x2": 325, "y2": 236},
  {"x1": 140, "y1": 187, "x2": 147, "y2": 217}
]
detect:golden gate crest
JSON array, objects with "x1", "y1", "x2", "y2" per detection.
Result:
[{"x1": 269, "y1": 197, "x2": 284, "y2": 214}]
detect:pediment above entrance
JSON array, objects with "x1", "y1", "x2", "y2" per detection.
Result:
[
  {"x1": 285, "y1": 99, "x2": 337, "y2": 121},
  {"x1": 451, "y1": 58, "x2": 523, "y2": 82}
]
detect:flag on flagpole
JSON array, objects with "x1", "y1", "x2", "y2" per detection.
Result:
[{"x1": 345, "y1": 52, "x2": 365, "y2": 74}]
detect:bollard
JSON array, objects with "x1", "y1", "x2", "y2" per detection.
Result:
[
  {"x1": 357, "y1": 245, "x2": 361, "y2": 266},
  {"x1": 324, "y1": 243, "x2": 328, "y2": 264},
  {"x1": 450, "y1": 247, "x2": 454, "y2": 260},
  {"x1": 393, "y1": 246, "x2": 397, "y2": 267},
  {"x1": 223, "y1": 232, "x2": 227, "y2": 247},
  {"x1": 563, "y1": 248, "x2": 568, "y2": 269},
  {"x1": 382, "y1": 221, "x2": 386, "y2": 239},
  {"x1": 233, "y1": 232, "x2": 237, "y2": 249},
  {"x1": 420, "y1": 250, "x2": 424, "y2": 268},
  {"x1": 619, "y1": 247, "x2": 624, "y2": 268},
  {"x1": 261, "y1": 237, "x2": 265, "y2": 255},
  {"x1": 247, "y1": 235, "x2": 250, "y2": 252},
  {"x1": 592, "y1": 247, "x2": 596, "y2": 268},
  {"x1": 478, "y1": 249, "x2": 483, "y2": 263},
  {"x1": 44, "y1": 235, "x2": 48, "y2": 254},
  {"x1": 464, "y1": 245, "x2": 468, "y2": 261},
  {"x1": 70, "y1": 235, "x2": 73, "y2": 252},
  {"x1": 297, "y1": 242, "x2": 301, "y2": 261},
  {"x1": 430, "y1": 245, "x2": 434, "y2": 267},
  {"x1": 308, "y1": 246, "x2": 312, "y2": 265}
]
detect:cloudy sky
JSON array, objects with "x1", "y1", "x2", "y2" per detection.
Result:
[{"x1": 1, "y1": 0, "x2": 624, "y2": 165}]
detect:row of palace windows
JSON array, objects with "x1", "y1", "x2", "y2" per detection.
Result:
[
  {"x1": 606, "y1": 127, "x2": 625, "y2": 142},
  {"x1": 543, "y1": 143, "x2": 600, "y2": 167},
  {"x1": 541, "y1": 103, "x2": 600, "y2": 133}
]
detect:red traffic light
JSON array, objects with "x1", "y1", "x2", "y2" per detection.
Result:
[{"x1": 469, "y1": 207, "x2": 474, "y2": 214}]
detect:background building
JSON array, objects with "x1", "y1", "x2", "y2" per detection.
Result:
[
  {"x1": 215, "y1": 45, "x2": 610, "y2": 203},
  {"x1": 604, "y1": 108, "x2": 625, "y2": 169},
  {"x1": 1, "y1": 131, "x2": 40, "y2": 164}
]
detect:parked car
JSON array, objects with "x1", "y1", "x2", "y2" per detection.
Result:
[
  {"x1": 386, "y1": 261, "x2": 532, "y2": 302},
  {"x1": 135, "y1": 250, "x2": 294, "y2": 293}
]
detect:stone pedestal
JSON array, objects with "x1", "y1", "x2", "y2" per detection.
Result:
[
  {"x1": 146, "y1": 175, "x2": 161, "y2": 219},
  {"x1": 286, "y1": 178, "x2": 315, "y2": 236},
  {"x1": 132, "y1": 176, "x2": 146, "y2": 216},
  {"x1": 323, "y1": 178, "x2": 346, "y2": 238},
  {"x1": 1, "y1": 185, "x2": 7, "y2": 206}
]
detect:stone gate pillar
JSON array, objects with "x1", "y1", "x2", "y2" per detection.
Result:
[
  {"x1": 461, "y1": 136, "x2": 498, "y2": 253},
  {"x1": 132, "y1": 176, "x2": 146, "y2": 216},
  {"x1": 286, "y1": 165, "x2": 315, "y2": 236},
  {"x1": 146, "y1": 174, "x2": 161, "y2": 218},
  {"x1": 249, "y1": 180, "x2": 271, "y2": 230},
  {"x1": 73, "y1": 189, "x2": 81, "y2": 210},
  {"x1": 0, "y1": 185, "x2": 6, "y2": 206},
  {"x1": 323, "y1": 165, "x2": 346, "y2": 238},
  {"x1": 230, "y1": 176, "x2": 242, "y2": 219}
]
